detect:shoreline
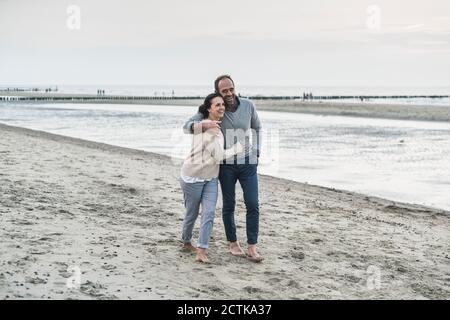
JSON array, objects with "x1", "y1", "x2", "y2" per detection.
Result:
[
  {"x1": 1, "y1": 91, "x2": 450, "y2": 122},
  {"x1": 2, "y1": 123, "x2": 447, "y2": 214},
  {"x1": 1, "y1": 123, "x2": 449, "y2": 299}
]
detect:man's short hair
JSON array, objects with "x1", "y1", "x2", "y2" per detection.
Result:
[{"x1": 214, "y1": 75, "x2": 234, "y2": 93}]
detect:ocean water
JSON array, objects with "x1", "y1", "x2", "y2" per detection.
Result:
[{"x1": 1, "y1": 102, "x2": 449, "y2": 212}]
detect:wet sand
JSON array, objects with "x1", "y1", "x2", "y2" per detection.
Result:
[{"x1": 0, "y1": 123, "x2": 449, "y2": 299}]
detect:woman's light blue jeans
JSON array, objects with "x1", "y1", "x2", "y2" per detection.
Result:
[{"x1": 180, "y1": 178, "x2": 218, "y2": 249}]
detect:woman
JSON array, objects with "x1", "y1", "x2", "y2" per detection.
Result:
[{"x1": 180, "y1": 93, "x2": 244, "y2": 263}]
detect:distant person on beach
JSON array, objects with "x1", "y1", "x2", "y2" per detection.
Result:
[
  {"x1": 183, "y1": 75, "x2": 264, "y2": 263},
  {"x1": 180, "y1": 93, "x2": 244, "y2": 263}
]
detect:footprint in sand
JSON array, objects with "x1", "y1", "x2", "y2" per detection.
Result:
[
  {"x1": 267, "y1": 277, "x2": 282, "y2": 285},
  {"x1": 206, "y1": 285, "x2": 224, "y2": 294},
  {"x1": 26, "y1": 277, "x2": 48, "y2": 284},
  {"x1": 11, "y1": 219, "x2": 35, "y2": 226},
  {"x1": 80, "y1": 281, "x2": 117, "y2": 299},
  {"x1": 243, "y1": 286, "x2": 263, "y2": 294},
  {"x1": 286, "y1": 280, "x2": 300, "y2": 289},
  {"x1": 290, "y1": 251, "x2": 305, "y2": 260},
  {"x1": 28, "y1": 248, "x2": 50, "y2": 255},
  {"x1": 101, "y1": 264, "x2": 117, "y2": 271}
]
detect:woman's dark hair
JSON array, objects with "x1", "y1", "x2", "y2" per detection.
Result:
[{"x1": 198, "y1": 93, "x2": 223, "y2": 119}]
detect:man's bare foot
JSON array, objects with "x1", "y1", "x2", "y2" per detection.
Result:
[
  {"x1": 195, "y1": 248, "x2": 209, "y2": 263},
  {"x1": 181, "y1": 243, "x2": 197, "y2": 253},
  {"x1": 229, "y1": 241, "x2": 246, "y2": 257},
  {"x1": 247, "y1": 244, "x2": 264, "y2": 263}
]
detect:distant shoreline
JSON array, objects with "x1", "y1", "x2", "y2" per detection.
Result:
[{"x1": 1, "y1": 91, "x2": 450, "y2": 122}]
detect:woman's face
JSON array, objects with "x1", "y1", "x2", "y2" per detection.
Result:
[{"x1": 208, "y1": 97, "x2": 225, "y2": 120}]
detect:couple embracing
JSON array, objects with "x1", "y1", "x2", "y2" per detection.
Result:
[{"x1": 179, "y1": 75, "x2": 263, "y2": 263}]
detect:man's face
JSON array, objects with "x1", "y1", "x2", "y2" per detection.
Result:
[{"x1": 217, "y1": 78, "x2": 235, "y2": 107}]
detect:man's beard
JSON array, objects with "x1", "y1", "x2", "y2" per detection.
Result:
[{"x1": 224, "y1": 95, "x2": 234, "y2": 108}]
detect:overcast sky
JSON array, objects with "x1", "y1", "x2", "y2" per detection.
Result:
[{"x1": 1, "y1": 0, "x2": 449, "y2": 86}]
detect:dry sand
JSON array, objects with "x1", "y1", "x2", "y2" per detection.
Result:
[{"x1": 0, "y1": 123, "x2": 449, "y2": 300}]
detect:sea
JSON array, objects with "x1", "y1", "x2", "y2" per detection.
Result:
[{"x1": 1, "y1": 85, "x2": 449, "y2": 211}]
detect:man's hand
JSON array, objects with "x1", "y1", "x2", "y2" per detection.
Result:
[
  {"x1": 202, "y1": 121, "x2": 221, "y2": 132},
  {"x1": 192, "y1": 121, "x2": 221, "y2": 135}
]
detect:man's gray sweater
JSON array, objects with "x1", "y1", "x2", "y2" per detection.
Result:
[{"x1": 183, "y1": 97, "x2": 262, "y2": 164}]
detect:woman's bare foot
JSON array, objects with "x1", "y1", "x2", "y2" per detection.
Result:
[
  {"x1": 181, "y1": 242, "x2": 197, "y2": 253},
  {"x1": 247, "y1": 244, "x2": 264, "y2": 263},
  {"x1": 195, "y1": 248, "x2": 209, "y2": 263},
  {"x1": 229, "y1": 241, "x2": 246, "y2": 257}
]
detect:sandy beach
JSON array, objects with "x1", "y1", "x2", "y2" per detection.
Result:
[{"x1": 0, "y1": 123, "x2": 449, "y2": 300}]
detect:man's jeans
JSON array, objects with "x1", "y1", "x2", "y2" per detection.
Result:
[{"x1": 219, "y1": 160, "x2": 259, "y2": 245}]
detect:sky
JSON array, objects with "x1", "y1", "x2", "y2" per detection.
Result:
[{"x1": 1, "y1": 0, "x2": 450, "y2": 86}]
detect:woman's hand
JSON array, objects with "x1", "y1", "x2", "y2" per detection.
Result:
[{"x1": 236, "y1": 142, "x2": 245, "y2": 154}]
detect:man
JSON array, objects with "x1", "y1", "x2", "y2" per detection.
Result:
[{"x1": 183, "y1": 75, "x2": 263, "y2": 262}]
